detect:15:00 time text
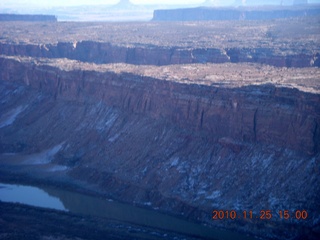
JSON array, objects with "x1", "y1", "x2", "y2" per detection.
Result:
[{"x1": 212, "y1": 210, "x2": 308, "y2": 220}]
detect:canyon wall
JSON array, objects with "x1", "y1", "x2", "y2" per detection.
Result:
[
  {"x1": 0, "y1": 41, "x2": 319, "y2": 68},
  {"x1": 153, "y1": 6, "x2": 320, "y2": 21},
  {"x1": 0, "y1": 56, "x2": 319, "y2": 239},
  {"x1": 1, "y1": 56, "x2": 319, "y2": 155}
]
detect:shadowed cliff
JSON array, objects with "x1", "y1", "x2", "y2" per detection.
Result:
[{"x1": 0, "y1": 55, "x2": 319, "y2": 239}]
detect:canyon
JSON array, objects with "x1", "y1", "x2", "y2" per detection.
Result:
[
  {"x1": 0, "y1": 18, "x2": 319, "y2": 68},
  {"x1": 0, "y1": 16, "x2": 320, "y2": 240}
]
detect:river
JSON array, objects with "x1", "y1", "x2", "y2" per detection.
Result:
[{"x1": 0, "y1": 182, "x2": 255, "y2": 240}]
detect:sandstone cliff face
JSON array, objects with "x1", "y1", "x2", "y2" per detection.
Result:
[
  {"x1": 0, "y1": 56, "x2": 319, "y2": 239},
  {"x1": 0, "y1": 41, "x2": 318, "y2": 68},
  {"x1": 1, "y1": 56, "x2": 319, "y2": 155}
]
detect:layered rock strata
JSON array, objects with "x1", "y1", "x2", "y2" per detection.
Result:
[
  {"x1": 0, "y1": 41, "x2": 319, "y2": 67},
  {"x1": 1, "y1": 56, "x2": 319, "y2": 155},
  {"x1": 1, "y1": 55, "x2": 320, "y2": 239}
]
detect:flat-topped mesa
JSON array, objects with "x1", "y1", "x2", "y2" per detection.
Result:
[
  {"x1": 233, "y1": 0, "x2": 309, "y2": 6},
  {"x1": 0, "y1": 14, "x2": 57, "y2": 22},
  {"x1": 1, "y1": 55, "x2": 319, "y2": 155},
  {"x1": 152, "y1": 5, "x2": 320, "y2": 21}
]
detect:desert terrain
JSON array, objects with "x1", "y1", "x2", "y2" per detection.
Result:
[{"x1": 0, "y1": 12, "x2": 319, "y2": 240}]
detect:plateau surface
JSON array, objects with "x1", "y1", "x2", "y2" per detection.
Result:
[{"x1": 0, "y1": 17, "x2": 319, "y2": 67}]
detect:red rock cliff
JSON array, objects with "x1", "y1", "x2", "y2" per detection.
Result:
[
  {"x1": 1, "y1": 56, "x2": 320, "y2": 239},
  {"x1": 0, "y1": 41, "x2": 318, "y2": 68},
  {"x1": 1, "y1": 56, "x2": 319, "y2": 155}
]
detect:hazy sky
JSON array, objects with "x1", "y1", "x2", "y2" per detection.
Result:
[
  {"x1": 1, "y1": 0, "x2": 319, "y2": 10},
  {"x1": 0, "y1": 0, "x2": 205, "y2": 7}
]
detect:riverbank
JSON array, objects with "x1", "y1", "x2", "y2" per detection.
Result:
[
  {"x1": 0, "y1": 168, "x2": 258, "y2": 240},
  {"x1": 0, "y1": 201, "x2": 203, "y2": 240}
]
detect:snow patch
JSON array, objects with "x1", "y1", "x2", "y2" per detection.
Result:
[
  {"x1": 170, "y1": 157, "x2": 179, "y2": 167},
  {"x1": 232, "y1": 200, "x2": 242, "y2": 211},
  {"x1": 108, "y1": 133, "x2": 120, "y2": 142},
  {"x1": 268, "y1": 194, "x2": 280, "y2": 208},
  {"x1": 24, "y1": 144, "x2": 63, "y2": 165},
  {"x1": 206, "y1": 190, "x2": 221, "y2": 200},
  {"x1": 47, "y1": 145, "x2": 62, "y2": 157},
  {"x1": 141, "y1": 166, "x2": 148, "y2": 175},
  {"x1": 197, "y1": 190, "x2": 206, "y2": 195},
  {"x1": 0, "y1": 106, "x2": 26, "y2": 128},
  {"x1": 96, "y1": 111, "x2": 118, "y2": 131},
  {"x1": 262, "y1": 154, "x2": 273, "y2": 169},
  {"x1": 48, "y1": 165, "x2": 69, "y2": 172}
]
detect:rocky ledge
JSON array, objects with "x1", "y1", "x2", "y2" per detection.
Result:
[{"x1": 0, "y1": 18, "x2": 319, "y2": 67}]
